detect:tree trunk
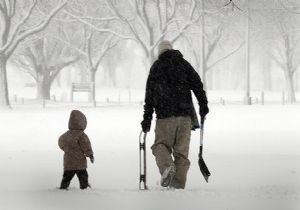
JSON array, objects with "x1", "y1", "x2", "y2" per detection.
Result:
[
  {"x1": 285, "y1": 70, "x2": 296, "y2": 103},
  {"x1": 206, "y1": 70, "x2": 213, "y2": 90},
  {"x1": 90, "y1": 70, "x2": 96, "y2": 102},
  {"x1": 55, "y1": 71, "x2": 62, "y2": 88},
  {"x1": 143, "y1": 52, "x2": 154, "y2": 75},
  {"x1": 36, "y1": 73, "x2": 51, "y2": 100},
  {"x1": 0, "y1": 55, "x2": 10, "y2": 108},
  {"x1": 109, "y1": 67, "x2": 117, "y2": 87},
  {"x1": 244, "y1": 0, "x2": 251, "y2": 105},
  {"x1": 202, "y1": 64, "x2": 207, "y2": 90},
  {"x1": 263, "y1": 57, "x2": 272, "y2": 91},
  {"x1": 295, "y1": 71, "x2": 299, "y2": 92},
  {"x1": 149, "y1": 50, "x2": 155, "y2": 66}
]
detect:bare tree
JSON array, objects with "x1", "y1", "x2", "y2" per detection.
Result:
[
  {"x1": 49, "y1": 23, "x2": 119, "y2": 102},
  {"x1": 84, "y1": 30, "x2": 119, "y2": 86},
  {"x1": 108, "y1": 0, "x2": 201, "y2": 68},
  {"x1": 270, "y1": 29, "x2": 300, "y2": 103},
  {"x1": 64, "y1": 0, "x2": 201, "y2": 71},
  {"x1": 82, "y1": 29, "x2": 119, "y2": 102},
  {"x1": 184, "y1": 30, "x2": 245, "y2": 89},
  {"x1": 266, "y1": 5, "x2": 300, "y2": 103},
  {"x1": 183, "y1": 0, "x2": 245, "y2": 90},
  {"x1": 101, "y1": 44, "x2": 123, "y2": 87},
  {"x1": 13, "y1": 36, "x2": 78, "y2": 99},
  {"x1": 0, "y1": 0, "x2": 67, "y2": 108}
]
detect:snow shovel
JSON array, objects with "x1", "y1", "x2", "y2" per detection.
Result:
[
  {"x1": 198, "y1": 118, "x2": 211, "y2": 182},
  {"x1": 139, "y1": 131, "x2": 148, "y2": 190}
]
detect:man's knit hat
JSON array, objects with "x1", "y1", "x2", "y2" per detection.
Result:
[{"x1": 158, "y1": 40, "x2": 173, "y2": 55}]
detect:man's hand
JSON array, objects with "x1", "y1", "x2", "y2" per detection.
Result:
[
  {"x1": 200, "y1": 105, "x2": 209, "y2": 120},
  {"x1": 141, "y1": 119, "x2": 151, "y2": 133},
  {"x1": 89, "y1": 155, "x2": 94, "y2": 163}
]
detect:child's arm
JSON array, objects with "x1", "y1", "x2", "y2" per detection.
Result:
[
  {"x1": 79, "y1": 133, "x2": 94, "y2": 158},
  {"x1": 58, "y1": 136, "x2": 64, "y2": 151}
]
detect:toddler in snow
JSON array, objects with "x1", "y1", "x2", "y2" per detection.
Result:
[{"x1": 58, "y1": 110, "x2": 94, "y2": 190}]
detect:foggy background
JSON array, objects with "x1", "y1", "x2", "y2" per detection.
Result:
[{"x1": 0, "y1": 0, "x2": 299, "y2": 106}]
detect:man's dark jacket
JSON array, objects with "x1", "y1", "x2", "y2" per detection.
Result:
[{"x1": 143, "y1": 49, "x2": 208, "y2": 130}]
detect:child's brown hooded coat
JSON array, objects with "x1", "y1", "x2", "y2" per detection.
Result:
[{"x1": 59, "y1": 110, "x2": 93, "y2": 171}]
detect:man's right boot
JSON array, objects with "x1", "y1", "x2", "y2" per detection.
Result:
[{"x1": 160, "y1": 165, "x2": 176, "y2": 187}]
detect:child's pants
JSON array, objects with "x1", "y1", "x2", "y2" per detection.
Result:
[{"x1": 60, "y1": 170, "x2": 89, "y2": 189}]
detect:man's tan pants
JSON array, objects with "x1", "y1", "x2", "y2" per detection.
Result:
[{"x1": 151, "y1": 116, "x2": 191, "y2": 188}]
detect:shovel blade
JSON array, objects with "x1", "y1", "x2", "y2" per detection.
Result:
[{"x1": 198, "y1": 156, "x2": 211, "y2": 183}]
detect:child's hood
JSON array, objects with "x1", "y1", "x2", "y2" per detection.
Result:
[{"x1": 68, "y1": 110, "x2": 87, "y2": 130}]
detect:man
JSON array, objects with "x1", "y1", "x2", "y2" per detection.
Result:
[{"x1": 141, "y1": 40, "x2": 209, "y2": 189}]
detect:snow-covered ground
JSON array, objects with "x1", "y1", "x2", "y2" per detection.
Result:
[{"x1": 0, "y1": 103, "x2": 299, "y2": 210}]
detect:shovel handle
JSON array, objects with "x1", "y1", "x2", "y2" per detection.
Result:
[
  {"x1": 200, "y1": 118, "x2": 205, "y2": 147},
  {"x1": 200, "y1": 116, "x2": 205, "y2": 125}
]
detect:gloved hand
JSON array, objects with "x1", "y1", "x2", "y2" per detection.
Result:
[
  {"x1": 141, "y1": 119, "x2": 151, "y2": 133},
  {"x1": 200, "y1": 105, "x2": 209, "y2": 121},
  {"x1": 89, "y1": 155, "x2": 94, "y2": 163}
]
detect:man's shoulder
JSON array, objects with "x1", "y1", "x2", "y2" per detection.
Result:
[
  {"x1": 181, "y1": 58, "x2": 196, "y2": 74},
  {"x1": 151, "y1": 59, "x2": 161, "y2": 68},
  {"x1": 181, "y1": 57, "x2": 192, "y2": 66},
  {"x1": 149, "y1": 60, "x2": 162, "y2": 75}
]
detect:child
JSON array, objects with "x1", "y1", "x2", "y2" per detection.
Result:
[{"x1": 58, "y1": 110, "x2": 94, "y2": 190}]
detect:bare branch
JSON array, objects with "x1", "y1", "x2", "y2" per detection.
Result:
[
  {"x1": 10, "y1": 0, "x2": 16, "y2": 17},
  {"x1": 13, "y1": 55, "x2": 37, "y2": 81},
  {"x1": 188, "y1": 0, "x2": 196, "y2": 19},
  {"x1": 19, "y1": 46, "x2": 40, "y2": 74},
  {"x1": 0, "y1": 1, "x2": 5, "y2": 13},
  {"x1": 278, "y1": 0, "x2": 300, "y2": 14},
  {"x1": 169, "y1": 1, "x2": 199, "y2": 44},
  {"x1": 4, "y1": 1, "x2": 68, "y2": 57},
  {"x1": 4, "y1": 0, "x2": 16, "y2": 17},
  {"x1": 63, "y1": 10, "x2": 135, "y2": 40},
  {"x1": 170, "y1": 19, "x2": 199, "y2": 43},
  {"x1": 53, "y1": 15, "x2": 119, "y2": 23},
  {"x1": 273, "y1": 44, "x2": 286, "y2": 62},
  {"x1": 269, "y1": 52, "x2": 287, "y2": 71},
  {"x1": 105, "y1": 0, "x2": 149, "y2": 56},
  {"x1": 140, "y1": 0, "x2": 151, "y2": 36},
  {"x1": 182, "y1": 34, "x2": 200, "y2": 70},
  {"x1": 161, "y1": 18, "x2": 186, "y2": 34},
  {"x1": 95, "y1": 35, "x2": 119, "y2": 69},
  {"x1": 70, "y1": 16, "x2": 119, "y2": 21},
  {"x1": 166, "y1": 0, "x2": 176, "y2": 22},
  {"x1": 133, "y1": 0, "x2": 147, "y2": 24},
  {"x1": 121, "y1": 0, "x2": 152, "y2": 41},
  {"x1": 86, "y1": 29, "x2": 94, "y2": 69},
  {"x1": 2, "y1": 0, "x2": 8, "y2": 14},
  {"x1": 50, "y1": 57, "x2": 78, "y2": 83},
  {"x1": 0, "y1": 0, "x2": 16, "y2": 16},
  {"x1": 152, "y1": 14, "x2": 200, "y2": 51},
  {"x1": 46, "y1": 34, "x2": 87, "y2": 57},
  {"x1": 151, "y1": 29, "x2": 172, "y2": 51},
  {"x1": 130, "y1": 1, "x2": 151, "y2": 39},
  {"x1": 1, "y1": 0, "x2": 37, "y2": 52},
  {"x1": 156, "y1": 0, "x2": 163, "y2": 32},
  {"x1": 205, "y1": 31, "x2": 222, "y2": 62},
  {"x1": 207, "y1": 41, "x2": 245, "y2": 71}
]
